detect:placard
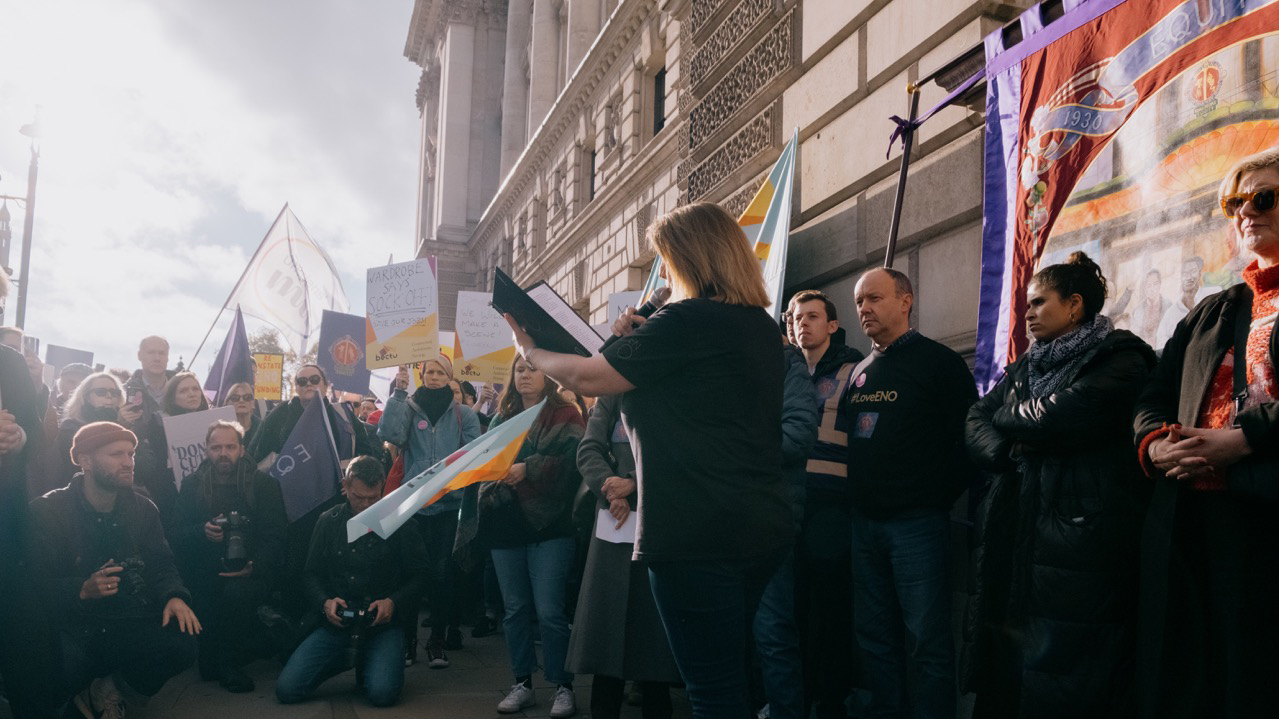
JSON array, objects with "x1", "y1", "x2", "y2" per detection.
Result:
[
  {"x1": 252, "y1": 353, "x2": 284, "y2": 400},
  {"x1": 366, "y1": 257, "x2": 439, "y2": 369},
  {"x1": 607, "y1": 291, "x2": 644, "y2": 325},
  {"x1": 163, "y1": 405, "x2": 238, "y2": 489},
  {"x1": 317, "y1": 310, "x2": 371, "y2": 395},
  {"x1": 45, "y1": 344, "x2": 94, "y2": 374},
  {"x1": 454, "y1": 291, "x2": 517, "y2": 384}
]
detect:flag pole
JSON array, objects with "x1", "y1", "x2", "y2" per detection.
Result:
[
  {"x1": 190, "y1": 205, "x2": 290, "y2": 366},
  {"x1": 884, "y1": 85, "x2": 921, "y2": 269}
]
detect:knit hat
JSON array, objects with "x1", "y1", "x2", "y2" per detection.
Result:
[
  {"x1": 70, "y1": 421, "x2": 138, "y2": 466},
  {"x1": 59, "y1": 362, "x2": 93, "y2": 379},
  {"x1": 420, "y1": 352, "x2": 454, "y2": 380}
]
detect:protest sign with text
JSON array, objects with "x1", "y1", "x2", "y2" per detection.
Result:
[
  {"x1": 253, "y1": 353, "x2": 284, "y2": 400},
  {"x1": 453, "y1": 291, "x2": 516, "y2": 384},
  {"x1": 163, "y1": 406, "x2": 237, "y2": 489},
  {"x1": 366, "y1": 257, "x2": 438, "y2": 369}
]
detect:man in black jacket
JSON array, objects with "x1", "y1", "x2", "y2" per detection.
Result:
[
  {"x1": 28, "y1": 421, "x2": 199, "y2": 719},
  {"x1": 275, "y1": 455, "x2": 427, "y2": 708},
  {"x1": 845, "y1": 269, "x2": 976, "y2": 719},
  {"x1": 172, "y1": 420, "x2": 287, "y2": 694},
  {"x1": 787, "y1": 290, "x2": 866, "y2": 719}
]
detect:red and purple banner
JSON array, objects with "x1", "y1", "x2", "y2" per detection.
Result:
[{"x1": 978, "y1": 0, "x2": 1279, "y2": 390}]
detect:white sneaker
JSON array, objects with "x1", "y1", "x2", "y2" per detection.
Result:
[
  {"x1": 89, "y1": 677, "x2": 126, "y2": 719},
  {"x1": 549, "y1": 685, "x2": 576, "y2": 718},
  {"x1": 496, "y1": 683, "x2": 536, "y2": 713}
]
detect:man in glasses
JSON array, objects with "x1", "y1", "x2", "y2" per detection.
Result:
[{"x1": 172, "y1": 420, "x2": 287, "y2": 694}]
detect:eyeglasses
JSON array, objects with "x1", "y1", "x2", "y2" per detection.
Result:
[
  {"x1": 295, "y1": 375, "x2": 324, "y2": 387},
  {"x1": 1220, "y1": 186, "x2": 1278, "y2": 218},
  {"x1": 226, "y1": 393, "x2": 254, "y2": 403},
  {"x1": 90, "y1": 388, "x2": 122, "y2": 399}
]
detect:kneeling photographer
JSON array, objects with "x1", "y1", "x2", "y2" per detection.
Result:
[
  {"x1": 275, "y1": 456, "x2": 426, "y2": 708},
  {"x1": 172, "y1": 420, "x2": 287, "y2": 693}
]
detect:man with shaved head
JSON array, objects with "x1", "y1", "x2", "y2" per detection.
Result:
[{"x1": 845, "y1": 267, "x2": 976, "y2": 719}]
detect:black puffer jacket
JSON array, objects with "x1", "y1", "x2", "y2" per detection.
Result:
[{"x1": 962, "y1": 328, "x2": 1155, "y2": 718}]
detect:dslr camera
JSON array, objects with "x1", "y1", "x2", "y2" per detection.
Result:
[{"x1": 212, "y1": 510, "x2": 251, "y2": 572}]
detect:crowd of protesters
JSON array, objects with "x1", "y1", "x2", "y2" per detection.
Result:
[{"x1": 0, "y1": 148, "x2": 1277, "y2": 719}]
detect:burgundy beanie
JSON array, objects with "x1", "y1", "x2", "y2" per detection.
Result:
[{"x1": 70, "y1": 421, "x2": 138, "y2": 466}]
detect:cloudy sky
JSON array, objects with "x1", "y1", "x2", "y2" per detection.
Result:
[{"x1": 0, "y1": 0, "x2": 421, "y2": 374}]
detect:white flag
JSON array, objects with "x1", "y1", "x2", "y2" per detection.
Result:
[{"x1": 228, "y1": 204, "x2": 348, "y2": 354}]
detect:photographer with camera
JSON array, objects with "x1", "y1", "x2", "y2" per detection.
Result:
[
  {"x1": 28, "y1": 421, "x2": 199, "y2": 719},
  {"x1": 172, "y1": 420, "x2": 287, "y2": 693},
  {"x1": 275, "y1": 456, "x2": 427, "y2": 708}
]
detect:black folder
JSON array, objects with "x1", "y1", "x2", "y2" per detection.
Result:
[{"x1": 491, "y1": 267, "x2": 603, "y2": 358}]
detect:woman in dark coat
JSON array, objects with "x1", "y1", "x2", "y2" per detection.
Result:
[
  {"x1": 567, "y1": 393, "x2": 679, "y2": 719},
  {"x1": 1132, "y1": 149, "x2": 1279, "y2": 718},
  {"x1": 964, "y1": 252, "x2": 1155, "y2": 718}
]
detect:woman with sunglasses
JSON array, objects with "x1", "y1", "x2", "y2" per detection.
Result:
[
  {"x1": 248, "y1": 364, "x2": 375, "y2": 464},
  {"x1": 221, "y1": 381, "x2": 261, "y2": 453},
  {"x1": 1133, "y1": 148, "x2": 1279, "y2": 717},
  {"x1": 54, "y1": 371, "x2": 165, "y2": 495}
]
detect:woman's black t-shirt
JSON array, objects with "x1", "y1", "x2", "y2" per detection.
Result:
[{"x1": 602, "y1": 298, "x2": 790, "y2": 562}]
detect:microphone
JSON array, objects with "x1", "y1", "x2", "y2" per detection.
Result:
[{"x1": 600, "y1": 287, "x2": 671, "y2": 351}]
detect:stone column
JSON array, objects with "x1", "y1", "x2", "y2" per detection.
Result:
[
  {"x1": 433, "y1": 20, "x2": 477, "y2": 242},
  {"x1": 499, "y1": 0, "x2": 533, "y2": 176},
  {"x1": 565, "y1": 0, "x2": 600, "y2": 80},
  {"x1": 528, "y1": 0, "x2": 560, "y2": 132}
]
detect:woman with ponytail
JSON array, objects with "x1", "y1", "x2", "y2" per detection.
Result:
[{"x1": 963, "y1": 252, "x2": 1156, "y2": 717}]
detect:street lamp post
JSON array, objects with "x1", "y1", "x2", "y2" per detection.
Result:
[
  {"x1": 0, "y1": 112, "x2": 40, "y2": 329},
  {"x1": 15, "y1": 116, "x2": 40, "y2": 329}
]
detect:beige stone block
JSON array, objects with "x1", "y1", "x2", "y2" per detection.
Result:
[
  {"x1": 783, "y1": 32, "x2": 859, "y2": 135},
  {"x1": 915, "y1": 18, "x2": 987, "y2": 147},
  {"x1": 799, "y1": 70, "x2": 907, "y2": 213},
  {"x1": 917, "y1": 222, "x2": 981, "y2": 340},
  {"x1": 865, "y1": 0, "x2": 979, "y2": 82},
  {"x1": 802, "y1": 0, "x2": 875, "y2": 62}
]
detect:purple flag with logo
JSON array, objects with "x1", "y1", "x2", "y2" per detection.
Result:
[
  {"x1": 317, "y1": 310, "x2": 371, "y2": 396},
  {"x1": 269, "y1": 396, "x2": 342, "y2": 522},
  {"x1": 204, "y1": 306, "x2": 254, "y2": 406}
]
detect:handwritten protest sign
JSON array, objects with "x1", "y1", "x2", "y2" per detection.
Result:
[
  {"x1": 163, "y1": 406, "x2": 237, "y2": 489},
  {"x1": 454, "y1": 291, "x2": 516, "y2": 384},
  {"x1": 366, "y1": 258, "x2": 438, "y2": 369},
  {"x1": 253, "y1": 353, "x2": 284, "y2": 400}
]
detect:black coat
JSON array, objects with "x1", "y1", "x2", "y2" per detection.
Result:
[
  {"x1": 963, "y1": 329, "x2": 1155, "y2": 717},
  {"x1": 1130, "y1": 282, "x2": 1279, "y2": 718},
  {"x1": 171, "y1": 456, "x2": 288, "y2": 586},
  {"x1": 248, "y1": 397, "x2": 374, "y2": 464}
]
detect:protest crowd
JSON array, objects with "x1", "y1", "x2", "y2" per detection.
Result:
[{"x1": 0, "y1": 148, "x2": 1278, "y2": 719}]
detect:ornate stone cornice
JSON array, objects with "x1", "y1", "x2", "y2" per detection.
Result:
[{"x1": 404, "y1": 0, "x2": 492, "y2": 66}]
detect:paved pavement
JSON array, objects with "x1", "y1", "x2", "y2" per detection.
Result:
[{"x1": 113, "y1": 627, "x2": 692, "y2": 719}]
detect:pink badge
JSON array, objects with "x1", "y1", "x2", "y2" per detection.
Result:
[
  {"x1": 855, "y1": 374, "x2": 866, "y2": 387},
  {"x1": 417, "y1": 420, "x2": 428, "y2": 430}
]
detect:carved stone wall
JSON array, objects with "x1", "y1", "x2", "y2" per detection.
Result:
[
  {"x1": 686, "y1": 0, "x2": 774, "y2": 89},
  {"x1": 686, "y1": 101, "x2": 777, "y2": 200},
  {"x1": 688, "y1": 0, "x2": 732, "y2": 38},
  {"x1": 721, "y1": 175, "x2": 765, "y2": 219},
  {"x1": 687, "y1": 7, "x2": 794, "y2": 152}
]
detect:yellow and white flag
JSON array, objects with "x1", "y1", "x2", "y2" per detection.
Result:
[
  {"x1": 346, "y1": 400, "x2": 545, "y2": 542},
  {"x1": 640, "y1": 129, "x2": 798, "y2": 320}
]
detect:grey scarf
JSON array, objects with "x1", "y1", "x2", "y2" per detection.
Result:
[{"x1": 1026, "y1": 314, "x2": 1113, "y2": 398}]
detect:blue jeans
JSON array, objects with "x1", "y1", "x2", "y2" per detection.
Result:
[
  {"x1": 753, "y1": 552, "x2": 804, "y2": 719},
  {"x1": 275, "y1": 624, "x2": 405, "y2": 707},
  {"x1": 851, "y1": 509, "x2": 955, "y2": 719},
  {"x1": 490, "y1": 537, "x2": 575, "y2": 684},
  {"x1": 648, "y1": 549, "x2": 786, "y2": 719}
]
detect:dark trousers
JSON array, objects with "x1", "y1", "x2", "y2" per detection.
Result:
[
  {"x1": 61, "y1": 617, "x2": 196, "y2": 697},
  {"x1": 419, "y1": 512, "x2": 464, "y2": 637},
  {"x1": 189, "y1": 575, "x2": 269, "y2": 669},
  {"x1": 796, "y1": 492, "x2": 856, "y2": 718},
  {"x1": 591, "y1": 675, "x2": 673, "y2": 719},
  {"x1": 648, "y1": 548, "x2": 787, "y2": 719},
  {"x1": 0, "y1": 562, "x2": 61, "y2": 718},
  {"x1": 1143, "y1": 491, "x2": 1279, "y2": 719}
]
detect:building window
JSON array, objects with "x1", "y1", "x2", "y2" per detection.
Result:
[
  {"x1": 588, "y1": 150, "x2": 597, "y2": 201},
  {"x1": 653, "y1": 66, "x2": 667, "y2": 136}
]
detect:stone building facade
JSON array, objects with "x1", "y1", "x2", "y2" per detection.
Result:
[{"x1": 405, "y1": 0, "x2": 1033, "y2": 356}]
